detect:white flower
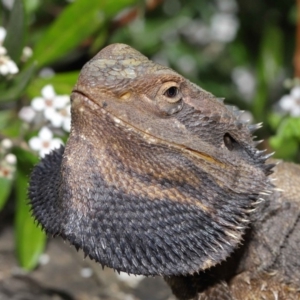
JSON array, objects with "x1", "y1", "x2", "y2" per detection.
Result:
[
  {"x1": 176, "y1": 55, "x2": 197, "y2": 75},
  {"x1": 0, "y1": 27, "x2": 19, "y2": 76},
  {"x1": 210, "y1": 13, "x2": 239, "y2": 43},
  {"x1": 181, "y1": 21, "x2": 211, "y2": 45},
  {"x1": 21, "y1": 46, "x2": 33, "y2": 62},
  {"x1": 0, "y1": 54, "x2": 19, "y2": 75},
  {"x1": 1, "y1": 0, "x2": 14, "y2": 10},
  {"x1": 0, "y1": 163, "x2": 14, "y2": 179},
  {"x1": 0, "y1": 27, "x2": 6, "y2": 44},
  {"x1": 24, "y1": 84, "x2": 71, "y2": 131},
  {"x1": 0, "y1": 46, "x2": 6, "y2": 56},
  {"x1": 31, "y1": 85, "x2": 69, "y2": 119},
  {"x1": 28, "y1": 127, "x2": 63, "y2": 158},
  {"x1": 1, "y1": 138, "x2": 13, "y2": 150},
  {"x1": 5, "y1": 153, "x2": 16, "y2": 165},
  {"x1": 39, "y1": 67, "x2": 55, "y2": 78},
  {"x1": 231, "y1": 67, "x2": 256, "y2": 101},
  {"x1": 0, "y1": 153, "x2": 16, "y2": 179},
  {"x1": 278, "y1": 86, "x2": 300, "y2": 117},
  {"x1": 46, "y1": 104, "x2": 71, "y2": 132},
  {"x1": 18, "y1": 106, "x2": 36, "y2": 123},
  {"x1": 31, "y1": 85, "x2": 71, "y2": 130}
]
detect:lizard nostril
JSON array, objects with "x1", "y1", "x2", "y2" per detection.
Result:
[{"x1": 224, "y1": 133, "x2": 237, "y2": 151}]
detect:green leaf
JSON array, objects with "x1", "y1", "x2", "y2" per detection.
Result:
[
  {"x1": 252, "y1": 23, "x2": 283, "y2": 121},
  {"x1": 0, "y1": 177, "x2": 13, "y2": 211},
  {"x1": 90, "y1": 29, "x2": 108, "y2": 55},
  {"x1": 268, "y1": 113, "x2": 283, "y2": 131},
  {"x1": 0, "y1": 110, "x2": 12, "y2": 130},
  {"x1": 277, "y1": 117, "x2": 300, "y2": 139},
  {"x1": 259, "y1": 24, "x2": 283, "y2": 85},
  {"x1": 23, "y1": 0, "x2": 40, "y2": 15},
  {"x1": 269, "y1": 117, "x2": 300, "y2": 160},
  {"x1": 15, "y1": 149, "x2": 46, "y2": 270},
  {"x1": 0, "y1": 63, "x2": 36, "y2": 103},
  {"x1": 30, "y1": 0, "x2": 137, "y2": 68},
  {"x1": 3, "y1": 0, "x2": 26, "y2": 62},
  {"x1": 269, "y1": 136, "x2": 299, "y2": 160},
  {"x1": 13, "y1": 147, "x2": 39, "y2": 166},
  {"x1": 27, "y1": 71, "x2": 79, "y2": 99}
]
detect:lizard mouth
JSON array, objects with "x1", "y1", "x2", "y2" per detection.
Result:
[{"x1": 71, "y1": 90, "x2": 225, "y2": 167}]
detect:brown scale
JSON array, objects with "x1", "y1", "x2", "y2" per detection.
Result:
[{"x1": 29, "y1": 44, "x2": 300, "y2": 299}]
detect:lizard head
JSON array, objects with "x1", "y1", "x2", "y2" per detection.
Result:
[{"x1": 29, "y1": 44, "x2": 273, "y2": 276}]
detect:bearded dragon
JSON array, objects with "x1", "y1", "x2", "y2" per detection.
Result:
[{"x1": 29, "y1": 44, "x2": 300, "y2": 300}]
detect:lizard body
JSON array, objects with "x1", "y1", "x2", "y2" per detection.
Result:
[
  {"x1": 29, "y1": 44, "x2": 300, "y2": 299},
  {"x1": 166, "y1": 161, "x2": 300, "y2": 299}
]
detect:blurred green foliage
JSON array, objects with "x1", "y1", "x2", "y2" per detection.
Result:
[{"x1": 0, "y1": 0, "x2": 299, "y2": 270}]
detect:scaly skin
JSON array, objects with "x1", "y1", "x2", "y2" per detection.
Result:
[
  {"x1": 28, "y1": 44, "x2": 300, "y2": 299},
  {"x1": 166, "y1": 161, "x2": 300, "y2": 299}
]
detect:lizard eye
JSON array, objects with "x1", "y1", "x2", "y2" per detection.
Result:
[
  {"x1": 161, "y1": 82, "x2": 182, "y2": 104},
  {"x1": 155, "y1": 81, "x2": 183, "y2": 115},
  {"x1": 164, "y1": 86, "x2": 179, "y2": 98}
]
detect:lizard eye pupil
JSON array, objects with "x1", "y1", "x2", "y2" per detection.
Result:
[{"x1": 165, "y1": 86, "x2": 178, "y2": 98}]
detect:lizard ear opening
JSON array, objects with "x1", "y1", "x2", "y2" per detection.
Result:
[{"x1": 224, "y1": 133, "x2": 238, "y2": 151}]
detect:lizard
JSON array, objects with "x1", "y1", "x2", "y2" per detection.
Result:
[{"x1": 28, "y1": 43, "x2": 300, "y2": 300}]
